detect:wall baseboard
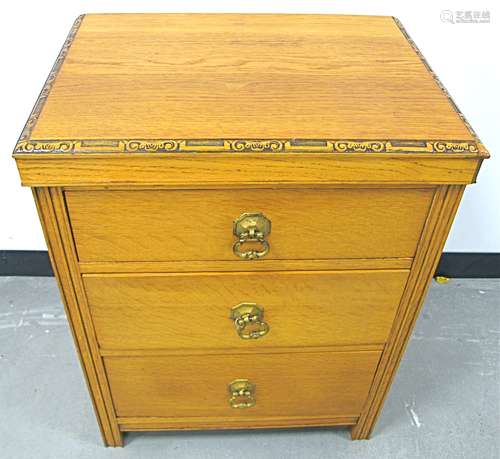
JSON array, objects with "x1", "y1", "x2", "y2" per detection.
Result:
[
  {"x1": 435, "y1": 252, "x2": 500, "y2": 278},
  {"x1": 0, "y1": 250, "x2": 499, "y2": 278},
  {"x1": 0, "y1": 250, "x2": 54, "y2": 276}
]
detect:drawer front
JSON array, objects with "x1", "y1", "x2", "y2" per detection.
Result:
[
  {"x1": 105, "y1": 350, "x2": 381, "y2": 418},
  {"x1": 84, "y1": 270, "x2": 408, "y2": 350},
  {"x1": 66, "y1": 188, "x2": 433, "y2": 263}
]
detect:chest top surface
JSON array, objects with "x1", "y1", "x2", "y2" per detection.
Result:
[{"x1": 14, "y1": 13, "x2": 487, "y2": 157}]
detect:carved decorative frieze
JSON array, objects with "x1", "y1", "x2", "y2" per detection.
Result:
[{"x1": 14, "y1": 138, "x2": 481, "y2": 154}]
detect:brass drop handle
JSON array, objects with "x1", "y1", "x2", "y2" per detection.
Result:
[
  {"x1": 233, "y1": 212, "x2": 271, "y2": 260},
  {"x1": 228, "y1": 379, "x2": 256, "y2": 409},
  {"x1": 230, "y1": 303, "x2": 270, "y2": 340}
]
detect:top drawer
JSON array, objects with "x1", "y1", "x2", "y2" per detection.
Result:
[{"x1": 66, "y1": 188, "x2": 433, "y2": 263}]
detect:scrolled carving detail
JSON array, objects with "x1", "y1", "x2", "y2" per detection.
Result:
[
  {"x1": 333, "y1": 141, "x2": 386, "y2": 153},
  {"x1": 15, "y1": 141, "x2": 77, "y2": 153},
  {"x1": 14, "y1": 138, "x2": 482, "y2": 155},
  {"x1": 432, "y1": 141, "x2": 479, "y2": 154},
  {"x1": 231, "y1": 140, "x2": 284, "y2": 152},
  {"x1": 125, "y1": 140, "x2": 179, "y2": 152}
]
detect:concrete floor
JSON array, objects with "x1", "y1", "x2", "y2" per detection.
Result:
[{"x1": 0, "y1": 277, "x2": 498, "y2": 459}]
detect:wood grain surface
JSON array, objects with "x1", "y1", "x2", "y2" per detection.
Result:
[
  {"x1": 15, "y1": 155, "x2": 483, "y2": 187},
  {"x1": 33, "y1": 188, "x2": 123, "y2": 446},
  {"x1": 104, "y1": 350, "x2": 381, "y2": 418},
  {"x1": 14, "y1": 13, "x2": 488, "y2": 445},
  {"x1": 29, "y1": 14, "x2": 473, "y2": 141},
  {"x1": 78, "y1": 257, "x2": 413, "y2": 274},
  {"x1": 351, "y1": 185, "x2": 466, "y2": 439},
  {"x1": 66, "y1": 188, "x2": 433, "y2": 262},
  {"x1": 117, "y1": 414, "x2": 359, "y2": 431},
  {"x1": 83, "y1": 269, "x2": 408, "y2": 350}
]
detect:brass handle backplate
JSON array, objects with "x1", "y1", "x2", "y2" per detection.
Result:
[
  {"x1": 233, "y1": 212, "x2": 271, "y2": 260},
  {"x1": 230, "y1": 303, "x2": 270, "y2": 340},
  {"x1": 228, "y1": 379, "x2": 256, "y2": 409}
]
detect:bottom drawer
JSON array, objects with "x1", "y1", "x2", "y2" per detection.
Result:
[{"x1": 105, "y1": 350, "x2": 381, "y2": 420}]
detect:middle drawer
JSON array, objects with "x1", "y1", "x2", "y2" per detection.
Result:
[{"x1": 84, "y1": 269, "x2": 408, "y2": 351}]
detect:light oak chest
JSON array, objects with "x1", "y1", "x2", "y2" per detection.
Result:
[{"x1": 14, "y1": 13, "x2": 487, "y2": 446}]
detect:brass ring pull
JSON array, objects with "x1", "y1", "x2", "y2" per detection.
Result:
[
  {"x1": 232, "y1": 238, "x2": 269, "y2": 260},
  {"x1": 228, "y1": 379, "x2": 256, "y2": 409},
  {"x1": 230, "y1": 303, "x2": 270, "y2": 340},
  {"x1": 233, "y1": 212, "x2": 271, "y2": 260}
]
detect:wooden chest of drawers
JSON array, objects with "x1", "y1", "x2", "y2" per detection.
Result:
[{"x1": 14, "y1": 14, "x2": 487, "y2": 446}]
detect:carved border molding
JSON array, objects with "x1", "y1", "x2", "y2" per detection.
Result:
[
  {"x1": 393, "y1": 17, "x2": 487, "y2": 156},
  {"x1": 18, "y1": 15, "x2": 84, "y2": 144},
  {"x1": 14, "y1": 138, "x2": 481, "y2": 154},
  {"x1": 13, "y1": 15, "x2": 486, "y2": 157}
]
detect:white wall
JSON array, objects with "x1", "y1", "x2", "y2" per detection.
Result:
[{"x1": 1, "y1": 0, "x2": 498, "y2": 251}]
